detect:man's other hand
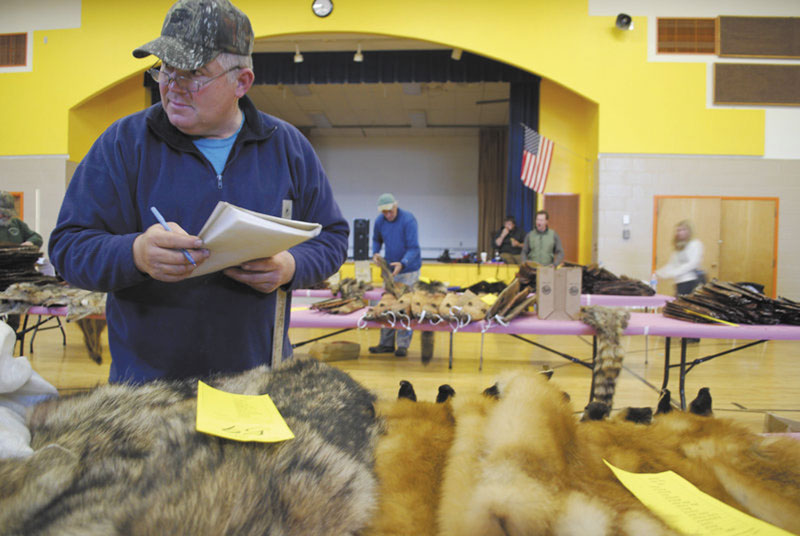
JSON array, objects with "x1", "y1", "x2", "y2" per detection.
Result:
[
  {"x1": 223, "y1": 251, "x2": 296, "y2": 294},
  {"x1": 133, "y1": 223, "x2": 207, "y2": 282},
  {"x1": 390, "y1": 261, "x2": 402, "y2": 276}
]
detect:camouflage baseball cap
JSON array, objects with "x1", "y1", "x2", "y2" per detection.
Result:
[
  {"x1": 0, "y1": 192, "x2": 15, "y2": 210},
  {"x1": 133, "y1": 0, "x2": 253, "y2": 71}
]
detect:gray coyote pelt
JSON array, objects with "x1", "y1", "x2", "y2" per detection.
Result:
[{"x1": 0, "y1": 358, "x2": 381, "y2": 536}]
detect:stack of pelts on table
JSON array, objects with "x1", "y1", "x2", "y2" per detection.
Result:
[
  {"x1": 568, "y1": 262, "x2": 656, "y2": 296},
  {"x1": 0, "y1": 358, "x2": 381, "y2": 536},
  {"x1": 310, "y1": 277, "x2": 373, "y2": 314},
  {"x1": 664, "y1": 280, "x2": 800, "y2": 325},
  {"x1": 0, "y1": 245, "x2": 53, "y2": 290},
  {"x1": 485, "y1": 262, "x2": 537, "y2": 324}
]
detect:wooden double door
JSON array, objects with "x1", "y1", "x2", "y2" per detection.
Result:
[{"x1": 653, "y1": 196, "x2": 778, "y2": 297}]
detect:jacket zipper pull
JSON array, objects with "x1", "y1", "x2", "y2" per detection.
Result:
[{"x1": 217, "y1": 174, "x2": 223, "y2": 189}]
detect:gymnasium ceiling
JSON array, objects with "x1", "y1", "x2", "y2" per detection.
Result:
[{"x1": 249, "y1": 34, "x2": 510, "y2": 136}]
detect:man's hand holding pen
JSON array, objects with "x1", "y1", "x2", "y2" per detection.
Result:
[{"x1": 133, "y1": 222, "x2": 208, "y2": 282}]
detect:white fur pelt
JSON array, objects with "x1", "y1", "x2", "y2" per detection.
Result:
[{"x1": 0, "y1": 358, "x2": 380, "y2": 536}]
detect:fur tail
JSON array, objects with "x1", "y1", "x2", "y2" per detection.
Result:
[{"x1": 581, "y1": 306, "x2": 630, "y2": 408}]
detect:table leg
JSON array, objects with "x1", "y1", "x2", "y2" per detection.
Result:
[
  {"x1": 679, "y1": 338, "x2": 688, "y2": 410},
  {"x1": 448, "y1": 332, "x2": 453, "y2": 370},
  {"x1": 479, "y1": 331, "x2": 484, "y2": 371},
  {"x1": 588, "y1": 336, "x2": 597, "y2": 402},
  {"x1": 17, "y1": 314, "x2": 30, "y2": 356},
  {"x1": 661, "y1": 337, "x2": 671, "y2": 391}
]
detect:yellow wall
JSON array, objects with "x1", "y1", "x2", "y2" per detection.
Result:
[
  {"x1": 340, "y1": 262, "x2": 520, "y2": 287},
  {"x1": 0, "y1": 0, "x2": 763, "y2": 159},
  {"x1": 68, "y1": 73, "x2": 150, "y2": 168},
  {"x1": 539, "y1": 79, "x2": 598, "y2": 264}
]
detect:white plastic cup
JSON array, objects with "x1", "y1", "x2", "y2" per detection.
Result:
[{"x1": 480, "y1": 251, "x2": 488, "y2": 263}]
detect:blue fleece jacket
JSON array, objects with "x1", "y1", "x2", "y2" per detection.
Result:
[
  {"x1": 49, "y1": 96, "x2": 348, "y2": 383},
  {"x1": 372, "y1": 208, "x2": 421, "y2": 273}
]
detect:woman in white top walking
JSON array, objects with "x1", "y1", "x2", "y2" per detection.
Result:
[{"x1": 656, "y1": 220, "x2": 705, "y2": 296}]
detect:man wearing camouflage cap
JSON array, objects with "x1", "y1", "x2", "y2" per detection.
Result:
[
  {"x1": 0, "y1": 192, "x2": 42, "y2": 248},
  {"x1": 50, "y1": 0, "x2": 348, "y2": 384}
]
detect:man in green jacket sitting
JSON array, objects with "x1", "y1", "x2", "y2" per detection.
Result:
[{"x1": 521, "y1": 210, "x2": 564, "y2": 266}]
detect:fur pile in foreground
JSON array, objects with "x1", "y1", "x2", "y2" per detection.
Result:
[
  {"x1": 438, "y1": 371, "x2": 677, "y2": 536},
  {"x1": 0, "y1": 358, "x2": 380, "y2": 536}
]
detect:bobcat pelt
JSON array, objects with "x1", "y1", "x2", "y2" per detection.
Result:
[{"x1": 0, "y1": 358, "x2": 380, "y2": 536}]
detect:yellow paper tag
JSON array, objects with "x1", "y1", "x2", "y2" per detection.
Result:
[
  {"x1": 196, "y1": 381, "x2": 295, "y2": 443},
  {"x1": 604, "y1": 460, "x2": 792, "y2": 535},
  {"x1": 485, "y1": 277, "x2": 499, "y2": 283},
  {"x1": 418, "y1": 276, "x2": 431, "y2": 284},
  {"x1": 290, "y1": 306, "x2": 308, "y2": 312},
  {"x1": 481, "y1": 294, "x2": 498, "y2": 306}
]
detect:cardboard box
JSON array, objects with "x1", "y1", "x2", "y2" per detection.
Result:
[
  {"x1": 537, "y1": 266, "x2": 582, "y2": 320},
  {"x1": 763, "y1": 412, "x2": 800, "y2": 433},
  {"x1": 309, "y1": 341, "x2": 361, "y2": 362},
  {"x1": 354, "y1": 260, "x2": 372, "y2": 283}
]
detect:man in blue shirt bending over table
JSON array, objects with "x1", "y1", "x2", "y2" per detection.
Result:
[{"x1": 369, "y1": 193, "x2": 430, "y2": 358}]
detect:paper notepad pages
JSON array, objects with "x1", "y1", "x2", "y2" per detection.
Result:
[{"x1": 188, "y1": 202, "x2": 322, "y2": 278}]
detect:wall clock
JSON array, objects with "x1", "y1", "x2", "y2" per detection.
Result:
[{"x1": 312, "y1": 0, "x2": 333, "y2": 17}]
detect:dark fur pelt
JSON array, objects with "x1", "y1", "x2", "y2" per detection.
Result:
[{"x1": 0, "y1": 358, "x2": 380, "y2": 536}]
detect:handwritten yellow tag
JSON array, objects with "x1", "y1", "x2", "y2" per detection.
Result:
[
  {"x1": 196, "y1": 381, "x2": 295, "y2": 443},
  {"x1": 604, "y1": 460, "x2": 792, "y2": 535},
  {"x1": 481, "y1": 294, "x2": 498, "y2": 306},
  {"x1": 418, "y1": 276, "x2": 431, "y2": 284}
]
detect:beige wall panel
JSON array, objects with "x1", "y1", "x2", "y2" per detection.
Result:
[
  {"x1": 719, "y1": 199, "x2": 777, "y2": 296},
  {"x1": 0, "y1": 156, "x2": 68, "y2": 252}
]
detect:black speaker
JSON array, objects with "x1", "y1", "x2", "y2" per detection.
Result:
[{"x1": 353, "y1": 218, "x2": 370, "y2": 260}]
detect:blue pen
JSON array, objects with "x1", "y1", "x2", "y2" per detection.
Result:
[{"x1": 149, "y1": 206, "x2": 197, "y2": 266}]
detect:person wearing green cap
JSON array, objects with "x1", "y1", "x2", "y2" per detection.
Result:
[
  {"x1": 49, "y1": 0, "x2": 348, "y2": 384},
  {"x1": 369, "y1": 193, "x2": 425, "y2": 357}
]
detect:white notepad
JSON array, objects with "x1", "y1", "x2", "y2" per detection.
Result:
[{"x1": 187, "y1": 201, "x2": 322, "y2": 278}]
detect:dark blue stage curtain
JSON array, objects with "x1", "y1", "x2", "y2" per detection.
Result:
[
  {"x1": 250, "y1": 50, "x2": 535, "y2": 85},
  {"x1": 507, "y1": 80, "x2": 541, "y2": 234}
]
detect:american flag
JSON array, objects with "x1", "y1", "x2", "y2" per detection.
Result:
[{"x1": 520, "y1": 123, "x2": 554, "y2": 192}]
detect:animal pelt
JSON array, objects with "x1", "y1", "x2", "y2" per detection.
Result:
[
  {"x1": 373, "y1": 255, "x2": 407, "y2": 298},
  {"x1": 364, "y1": 291, "x2": 398, "y2": 320},
  {"x1": 365, "y1": 382, "x2": 456, "y2": 536},
  {"x1": 0, "y1": 358, "x2": 381, "y2": 536},
  {"x1": 438, "y1": 371, "x2": 677, "y2": 536},
  {"x1": 436, "y1": 390, "x2": 499, "y2": 536},
  {"x1": 410, "y1": 280, "x2": 448, "y2": 320},
  {"x1": 581, "y1": 306, "x2": 630, "y2": 409},
  {"x1": 579, "y1": 408, "x2": 800, "y2": 534}
]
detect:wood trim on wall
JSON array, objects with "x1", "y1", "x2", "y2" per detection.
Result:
[{"x1": 10, "y1": 191, "x2": 23, "y2": 220}]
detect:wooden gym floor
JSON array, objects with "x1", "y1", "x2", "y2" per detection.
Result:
[{"x1": 22, "y1": 317, "x2": 800, "y2": 434}]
